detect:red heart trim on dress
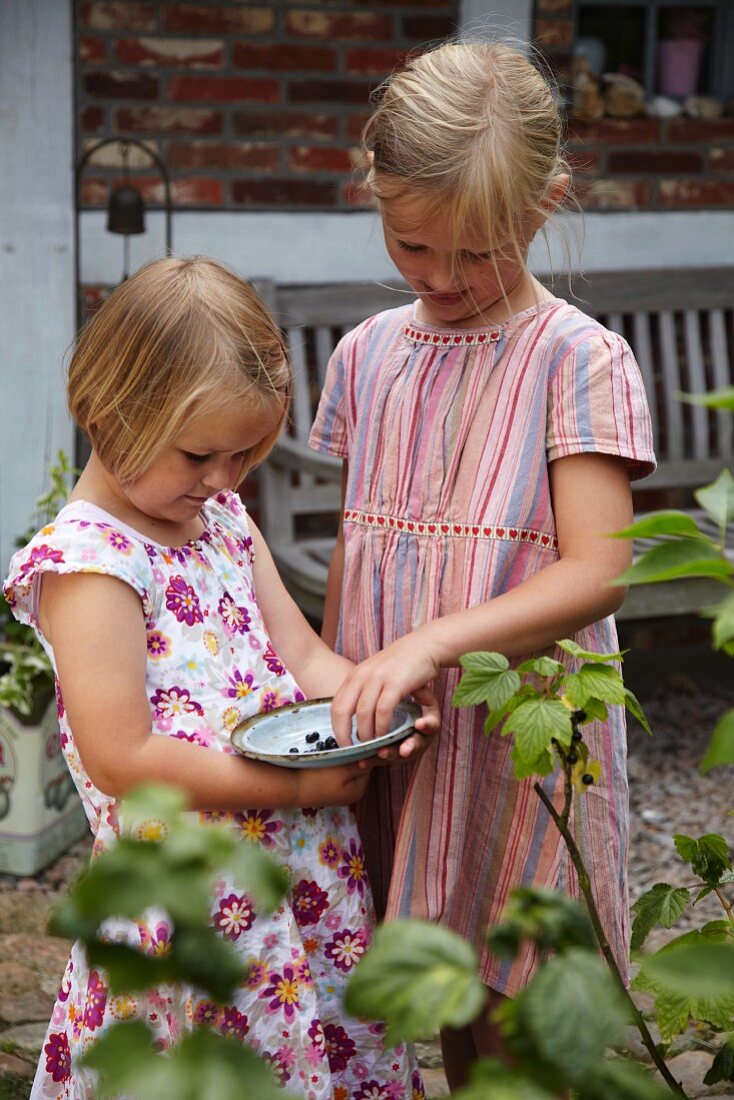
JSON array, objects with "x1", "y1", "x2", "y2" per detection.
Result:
[
  {"x1": 454, "y1": 524, "x2": 462, "y2": 534},
  {"x1": 478, "y1": 333, "x2": 486, "y2": 343},
  {"x1": 408, "y1": 522, "x2": 415, "y2": 532},
  {"x1": 428, "y1": 524, "x2": 437, "y2": 534},
  {"x1": 529, "y1": 532, "x2": 538, "y2": 542},
  {"x1": 472, "y1": 526, "x2": 479, "y2": 535},
  {"x1": 397, "y1": 520, "x2": 405, "y2": 529},
  {"x1": 541, "y1": 535, "x2": 550, "y2": 546},
  {"x1": 441, "y1": 524, "x2": 449, "y2": 534},
  {"x1": 377, "y1": 517, "x2": 385, "y2": 526},
  {"x1": 496, "y1": 528, "x2": 504, "y2": 538},
  {"x1": 509, "y1": 529, "x2": 518, "y2": 538}
]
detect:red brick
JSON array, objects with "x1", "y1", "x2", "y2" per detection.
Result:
[
  {"x1": 231, "y1": 179, "x2": 337, "y2": 206},
  {"x1": 668, "y1": 118, "x2": 734, "y2": 143},
  {"x1": 659, "y1": 179, "x2": 734, "y2": 208},
  {"x1": 116, "y1": 37, "x2": 224, "y2": 68},
  {"x1": 534, "y1": 18, "x2": 574, "y2": 48},
  {"x1": 84, "y1": 70, "x2": 159, "y2": 99},
  {"x1": 78, "y1": 1, "x2": 156, "y2": 31},
  {"x1": 344, "y1": 47, "x2": 410, "y2": 75},
  {"x1": 289, "y1": 145, "x2": 353, "y2": 173},
  {"x1": 82, "y1": 175, "x2": 225, "y2": 206},
  {"x1": 402, "y1": 14, "x2": 457, "y2": 40},
  {"x1": 576, "y1": 178, "x2": 653, "y2": 210},
  {"x1": 607, "y1": 150, "x2": 703, "y2": 175},
  {"x1": 79, "y1": 36, "x2": 106, "y2": 63},
  {"x1": 169, "y1": 75, "x2": 278, "y2": 104},
  {"x1": 346, "y1": 112, "x2": 371, "y2": 141},
  {"x1": 167, "y1": 140, "x2": 278, "y2": 171},
  {"x1": 232, "y1": 109, "x2": 338, "y2": 140},
  {"x1": 288, "y1": 79, "x2": 374, "y2": 106},
  {"x1": 233, "y1": 43, "x2": 337, "y2": 73},
  {"x1": 81, "y1": 105, "x2": 105, "y2": 133},
  {"x1": 709, "y1": 147, "x2": 734, "y2": 173},
  {"x1": 535, "y1": 0, "x2": 573, "y2": 10},
  {"x1": 164, "y1": 6, "x2": 273, "y2": 35},
  {"x1": 567, "y1": 118, "x2": 662, "y2": 145},
  {"x1": 287, "y1": 11, "x2": 392, "y2": 41},
  {"x1": 116, "y1": 106, "x2": 223, "y2": 134}
]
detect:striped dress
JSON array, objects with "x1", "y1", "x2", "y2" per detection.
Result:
[{"x1": 309, "y1": 298, "x2": 655, "y2": 996}]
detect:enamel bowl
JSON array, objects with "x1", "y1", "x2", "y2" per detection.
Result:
[{"x1": 230, "y1": 697, "x2": 420, "y2": 769}]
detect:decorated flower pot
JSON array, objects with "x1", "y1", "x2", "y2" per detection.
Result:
[{"x1": 0, "y1": 701, "x2": 88, "y2": 875}]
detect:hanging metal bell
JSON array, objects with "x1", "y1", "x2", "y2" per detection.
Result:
[{"x1": 107, "y1": 184, "x2": 145, "y2": 235}]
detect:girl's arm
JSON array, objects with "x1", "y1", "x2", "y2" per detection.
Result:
[
  {"x1": 321, "y1": 463, "x2": 349, "y2": 649},
  {"x1": 331, "y1": 452, "x2": 634, "y2": 742},
  {"x1": 40, "y1": 571, "x2": 371, "y2": 810},
  {"x1": 249, "y1": 507, "x2": 440, "y2": 753}
]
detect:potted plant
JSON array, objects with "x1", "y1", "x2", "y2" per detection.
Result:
[
  {"x1": 0, "y1": 452, "x2": 88, "y2": 875},
  {"x1": 657, "y1": 6, "x2": 710, "y2": 98}
]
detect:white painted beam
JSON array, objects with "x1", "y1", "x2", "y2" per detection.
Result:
[{"x1": 0, "y1": 1, "x2": 75, "y2": 572}]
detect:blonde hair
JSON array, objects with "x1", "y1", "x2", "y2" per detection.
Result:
[
  {"x1": 364, "y1": 40, "x2": 570, "y2": 283},
  {"x1": 68, "y1": 256, "x2": 290, "y2": 485}
]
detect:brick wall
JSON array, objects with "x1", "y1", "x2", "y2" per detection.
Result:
[
  {"x1": 534, "y1": 0, "x2": 734, "y2": 211},
  {"x1": 76, "y1": 0, "x2": 458, "y2": 212}
]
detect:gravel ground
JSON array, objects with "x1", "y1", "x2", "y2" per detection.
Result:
[{"x1": 1, "y1": 634, "x2": 733, "y2": 1098}]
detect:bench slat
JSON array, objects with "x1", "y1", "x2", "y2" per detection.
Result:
[
  {"x1": 659, "y1": 310, "x2": 685, "y2": 462},
  {"x1": 684, "y1": 310, "x2": 710, "y2": 461},
  {"x1": 710, "y1": 309, "x2": 733, "y2": 460},
  {"x1": 632, "y1": 312, "x2": 659, "y2": 454}
]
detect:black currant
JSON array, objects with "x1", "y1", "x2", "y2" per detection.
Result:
[
  {"x1": 572, "y1": 730, "x2": 583, "y2": 742},
  {"x1": 567, "y1": 752, "x2": 578, "y2": 765},
  {"x1": 581, "y1": 773, "x2": 594, "y2": 786},
  {"x1": 289, "y1": 746, "x2": 300, "y2": 754},
  {"x1": 323, "y1": 736, "x2": 338, "y2": 750},
  {"x1": 573, "y1": 709, "x2": 587, "y2": 723},
  {"x1": 305, "y1": 731, "x2": 320, "y2": 744}
]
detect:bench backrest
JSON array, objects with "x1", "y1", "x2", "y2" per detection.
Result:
[{"x1": 259, "y1": 269, "x2": 734, "y2": 543}]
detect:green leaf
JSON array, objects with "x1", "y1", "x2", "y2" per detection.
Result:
[
  {"x1": 576, "y1": 1058, "x2": 672, "y2": 1100},
  {"x1": 504, "y1": 698, "x2": 574, "y2": 760},
  {"x1": 484, "y1": 685, "x2": 536, "y2": 734},
  {"x1": 452, "y1": 657, "x2": 522, "y2": 709},
  {"x1": 651, "y1": 988, "x2": 693, "y2": 1042},
  {"x1": 673, "y1": 833, "x2": 731, "y2": 885},
  {"x1": 459, "y1": 651, "x2": 511, "y2": 673},
  {"x1": 681, "y1": 387, "x2": 734, "y2": 411},
  {"x1": 582, "y1": 697, "x2": 608, "y2": 723},
  {"x1": 713, "y1": 594, "x2": 734, "y2": 650},
  {"x1": 700, "y1": 708, "x2": 734, "y2": 774},
  {"x1": 515, "y1": 656, "x2": 565, "y2": 678},
  {"x1": 642, "y1": 941, "x2": 734, "y2": 999},
  {"x1": 83, "y1": 1022, "x2": 286, "y2": 1100},
  {"x1": 556, "y1": 639, "x2": 626, "y2": 662},
  {"x1": 344, "y1": 919, "x2": 486, "y2": 1044},
  {"x1": 508, "y1": 950, "x2": 629, "y2": 1084},
  {"x1": 704, "y1": 1035, "x2": 734, "y2": 1086},
  {"x1": 487, "y1": 887, "x2": 597, "y2": 960},
  {"x1": 695, "y1": 468, "x2": 734, "y2": 531},
  {"x1": 452, "y1": 1059, "x2": 556, "y2": 1100},
  {"x1": 631, "y1": 884, "x2": 690, "y2": 951},
  {"x1": 614, "y1": 538, "x2": 732, "y2": 585},
  {"x1": 611, "y1": 510, "x2": 707, "y2": 540},
  {"x1": 510, "y1": 742, "x2": 555, "y2": 780},
  {"x1": 624, "y1": 688, "x2": 652, "y2": 734},
  {"x1": 563, "y1": 664, "x2": 626, "y2": 707}
]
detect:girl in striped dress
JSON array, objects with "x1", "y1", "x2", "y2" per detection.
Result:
[{"x1": 309, "y1": 40, "x2": 655, "y2": 1088}]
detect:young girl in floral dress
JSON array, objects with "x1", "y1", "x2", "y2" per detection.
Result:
[
  {"x1": 310, "y1": 40, "x2": 656, "y2": 1088},
  {"x1": 4, "y1": 257, "x2": 437, "y2": 1100}
]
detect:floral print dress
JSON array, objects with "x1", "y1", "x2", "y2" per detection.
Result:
[{"x1": 4, "y1": 490, "x2": 422, "y2": 1100}]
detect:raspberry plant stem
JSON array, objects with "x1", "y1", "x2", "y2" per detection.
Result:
[{"x1": 533, "y1": 777, "x2": 689, "y2": 1098}]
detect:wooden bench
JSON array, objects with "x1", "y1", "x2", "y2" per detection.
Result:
[{"x1": 258, "y1": 269, "x2": 734, "y2": 623}]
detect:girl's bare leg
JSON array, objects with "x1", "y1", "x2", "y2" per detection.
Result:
[{"x1": 440, "y1": 987, "x2": 510, "y2": 1090}]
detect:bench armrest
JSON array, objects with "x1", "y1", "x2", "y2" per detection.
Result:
[{"x1": 269, "y1": 436, "x2": 344, "y2": 480}]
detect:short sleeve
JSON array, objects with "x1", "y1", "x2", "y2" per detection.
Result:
[
  {"x1": 203, "y1": 490, "x2": 255, "y2": 565},
  {"x1": 309, "y1": 334, "x2": 349, "y2": 459},
  {"x1": 546, "y1": 329, "x2": 656, "y2": 481},
  {"x1": 3, "y1": 515, "x2": 153, "y2": 632}
]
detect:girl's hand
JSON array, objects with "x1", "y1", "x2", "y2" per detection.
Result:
[
  {"x1": 294, "y1": 759, "x2": 374, "y2": 807},
  {"x1": 330, "y1": 634, "x2": 442, "y2": 746}
]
